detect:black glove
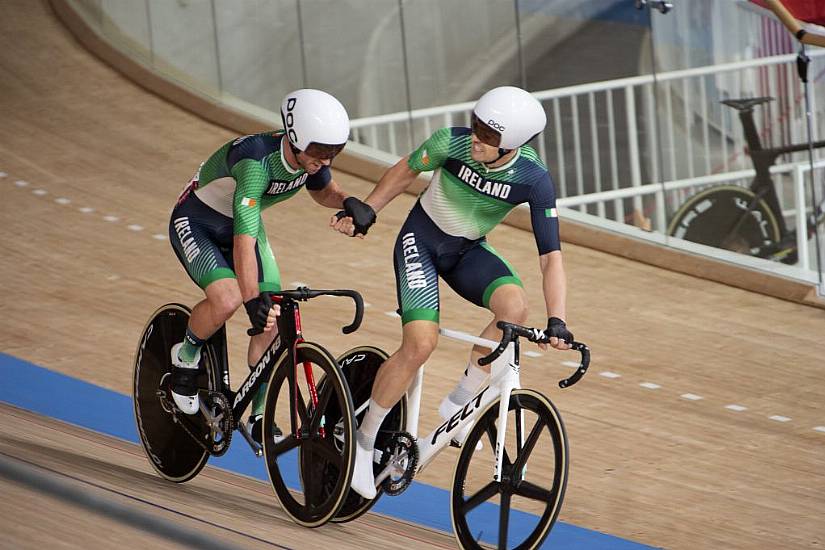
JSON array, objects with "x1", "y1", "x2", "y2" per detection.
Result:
[
  {"x1": 244, "y1": 293, "x2": 273, "y2": 335},
  {"x1": 335, "y1": 197, "x2": 376, "y2": 236},
  {"x1": 546, "y1": 317, "x2": 574, "y2": 345}
]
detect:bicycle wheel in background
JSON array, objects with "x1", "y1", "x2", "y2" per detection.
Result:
[
  {"x1": 132, "y1": 304, "x2": 217, "y2": 482},
  {"x1": 262, "y1": 341, "x2": 356, "y2": 528},
  {"x1": 327, "y1": 346, "x2": 406, "y2": 523},
  {"x1": 668, "y1": 186, "x2": 783, "y2": 259},
  {"x1": 451, "y1": 389, "x2": 568, "y2": 550}
]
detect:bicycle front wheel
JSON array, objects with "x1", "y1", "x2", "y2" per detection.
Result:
[
  {"x1": 451, "y1": 389, "x2": 568, "y2": 550},
  {"x1": 262, "y1": 341, "x2": 356, "y2": 528}
]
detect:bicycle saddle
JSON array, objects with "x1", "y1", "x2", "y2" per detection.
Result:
[{"x1": 721, "y1": 97, "x2": 774, "y2": 111}]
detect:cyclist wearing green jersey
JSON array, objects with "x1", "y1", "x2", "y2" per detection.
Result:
[
  {"x1": 168, "y1": 89, "x2": 375, "y2": 445},
  {"x1": 339, "y1": 86, "x2": 574, "y2": 499}
]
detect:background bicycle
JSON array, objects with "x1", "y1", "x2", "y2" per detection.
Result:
[{"x1": 668, "y1": 96, "x2": 825, "y2": 265}]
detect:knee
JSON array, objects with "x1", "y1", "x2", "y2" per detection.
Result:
[
  {"x1": 398, "y1": 335, "x2": 438, "y2": 369},
  {"x1": 494, "y1": 296, "x2": 529, "y2": 325},
  {"x1": 210, "y1": 290, "x2": 242, "y2": 321}
]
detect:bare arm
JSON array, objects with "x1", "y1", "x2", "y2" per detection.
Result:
[
  {"x1": 233, "y1": 234, "x2": 261, "y2": 303},
  {"x1": 308, "y1": 178, "x2": 348, "y2": 209},
  {"x1": 364, "y1": 155, "x2": 421, "y2": 212},
  {"x1": 539, "y1": 250, "x2": 567, "y2": 321}
]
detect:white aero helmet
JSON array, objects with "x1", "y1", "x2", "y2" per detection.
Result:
[
  {"x1": 281, "y1": 89, "x2": 350, "y2": 159},
  {"x1": 472, "y1": 86, "x2": 546, "y2": 150}
]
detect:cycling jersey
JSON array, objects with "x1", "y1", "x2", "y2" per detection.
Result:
[
  {"x1": 170, "y1": 132, "x2": 326, "y2": 290},
  {"x1": 393, "y1": 127, "x2": 561, "y2": 324},
  {"x1": 408, "y1": 127, "x2": 560, "y2": 254}
]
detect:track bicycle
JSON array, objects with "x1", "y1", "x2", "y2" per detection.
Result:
[
  {"x1": 325, "y1": 321, "x2": 590, "y2": 549},
  {"x1": 132, "y1": 287, "x2": 362, "y2": 527},
  {"x1": 668, "y1": 96, "x2": 825, "y2": 264}
]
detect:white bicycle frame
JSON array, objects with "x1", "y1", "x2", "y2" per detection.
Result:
[{"x1": 402, "y1": 327, "x2": 524, "y2": 483}]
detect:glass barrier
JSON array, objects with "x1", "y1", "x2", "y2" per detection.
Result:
[
  {"x1": 63, "y1": 0, "x2": 825, "y2": 289},
  {"x1": 651, "y1": 0, "x2": 825, "y2": 284}
]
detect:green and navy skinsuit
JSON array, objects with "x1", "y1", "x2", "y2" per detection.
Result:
[
  {"x1": 394, "y1": 127, "x2": 561, "y2": 324},
  {"x1": 169, "y1": 131, "x2": 330, "y2": 290}
]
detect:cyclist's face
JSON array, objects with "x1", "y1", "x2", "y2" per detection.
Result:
[
  {"x1": 470, "y1": 114, "x2": 502, "y2": 163},
  {"x1": 470, "y1": 133, "x2": 501, "y2": 163},
  {"x1": 296, "y1": 150, "x2": 332, "y2": 174},
  {"x1": 296, "y1": 142, "x2": 344, "y2": 174}
]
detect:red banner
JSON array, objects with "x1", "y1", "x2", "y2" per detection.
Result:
[{"x1": 751, "y1": 0, "x2": 825, "y2": 26}]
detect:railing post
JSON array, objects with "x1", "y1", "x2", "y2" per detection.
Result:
[
  {"x1": 794, "y1": 164, "x2": 810, "y2": 271},
  {"x1": 625, "y1": 85, "x2": 643, "y2": 214}
]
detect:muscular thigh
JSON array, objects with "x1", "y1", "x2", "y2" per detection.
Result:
[{"x1": 441, "y1": 240, "x2": 522, "y2": 310}]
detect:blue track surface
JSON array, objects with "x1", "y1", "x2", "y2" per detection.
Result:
[{"x1": 0, "y1": 352, "x2": 656, "y2": 549}]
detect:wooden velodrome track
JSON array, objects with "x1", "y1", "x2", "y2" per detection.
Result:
[{"x1": 1, "y1": 1, "x2": 824, "y2": 548}]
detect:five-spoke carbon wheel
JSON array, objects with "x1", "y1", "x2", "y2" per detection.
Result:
[
  {"x1": 451, "y1": 389, "x2": 568, "y2": 550},
  {"x1": 263, "y1": 341, "x2": 356, "y2": 527},
  {"x1": 132, "y1": 304, "x2": 217, "y2": 482}
]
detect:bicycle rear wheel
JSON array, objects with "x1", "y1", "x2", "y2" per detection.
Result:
[
  {"x1": 451, "y1": 389, "x2": 568, "y2": 550},
  {"x1": 262, "y1": 341, "x2": 356, "y2": 527},
  {"x1": 132, "y1": 304, "x2": 217, "y2": 482},
  {"x1": 326, "y1": 346, "x2": 406, "y2": 523},
  {"x1": 668, "y1": 186, "x2": 783, "y2": 258}
]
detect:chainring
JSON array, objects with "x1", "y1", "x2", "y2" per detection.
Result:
[{"x1": 380, "y1": 431, "x2": 418, "y2": 496}]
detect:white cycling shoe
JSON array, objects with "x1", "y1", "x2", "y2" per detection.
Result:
[
  {"x1": 170, "y1": 343, "x2": 200, "y2": 415},
  {"x1": 350, "y1": 441, "x2": 378, "y2": 500},
  {"x1": 439, "y1": 396, "x2": 483, "y2": 451}
]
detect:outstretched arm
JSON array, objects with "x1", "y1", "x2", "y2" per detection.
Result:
[
  {"x1": 363, "y1": 155, "x2": 421, "y2": 213},
  {"x1": 762, "y1": 0, "x2": 825, "y2": 48},
  {"x1": 330, "y1": 155, "x2": 421, "y2": 237}
]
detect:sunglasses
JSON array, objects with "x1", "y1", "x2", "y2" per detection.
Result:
[
  {"x1": 303, "y1": 142, "x2": 346, "y2": 160},
  {"x1": 471, "y1": 113, "x2": 502, "y2": 148}
]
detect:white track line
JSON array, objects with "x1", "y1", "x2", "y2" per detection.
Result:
[{"x1": 7, "y1": 175, "x2": 823, "y2": 434}]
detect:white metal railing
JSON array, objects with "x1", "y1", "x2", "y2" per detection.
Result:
[
  {"x1": 550, "y1": 157, "x2": 825, "y2": 272},
  {"x1": 350, "y1": 52, "x2": 825, "y2": 218}
]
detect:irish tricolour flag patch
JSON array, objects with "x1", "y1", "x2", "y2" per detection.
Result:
[
  {"x1": 545, "y1": 207, "x2": 558, "y2": 218},
  {"x1": 241, "y1": 197, "x2": 257, "y2": 208}
]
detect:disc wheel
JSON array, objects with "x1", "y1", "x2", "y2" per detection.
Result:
[
  {"x1": 262, "y1": 341, "x2": 356, "y2": 527},
  {"x1": 451, "y1": 389, "x2": 568, "y2": 550},
  {"x1": 668, "y1": 186, "x2": 782, "y2": 257},
  {"x1": 326, "y1": 347, "x2": 406, "y2": 523},
  {"x1": 132, "y1": 304, "x2": 217, "y2": 482}
]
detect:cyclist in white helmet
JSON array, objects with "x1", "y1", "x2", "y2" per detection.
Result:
[
  {"x1": 335, "y1": 86, "x2": 573, "y2": 499},
  {"x1": 168, "y1": 89, "x2": 375, "y2": 445}
]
